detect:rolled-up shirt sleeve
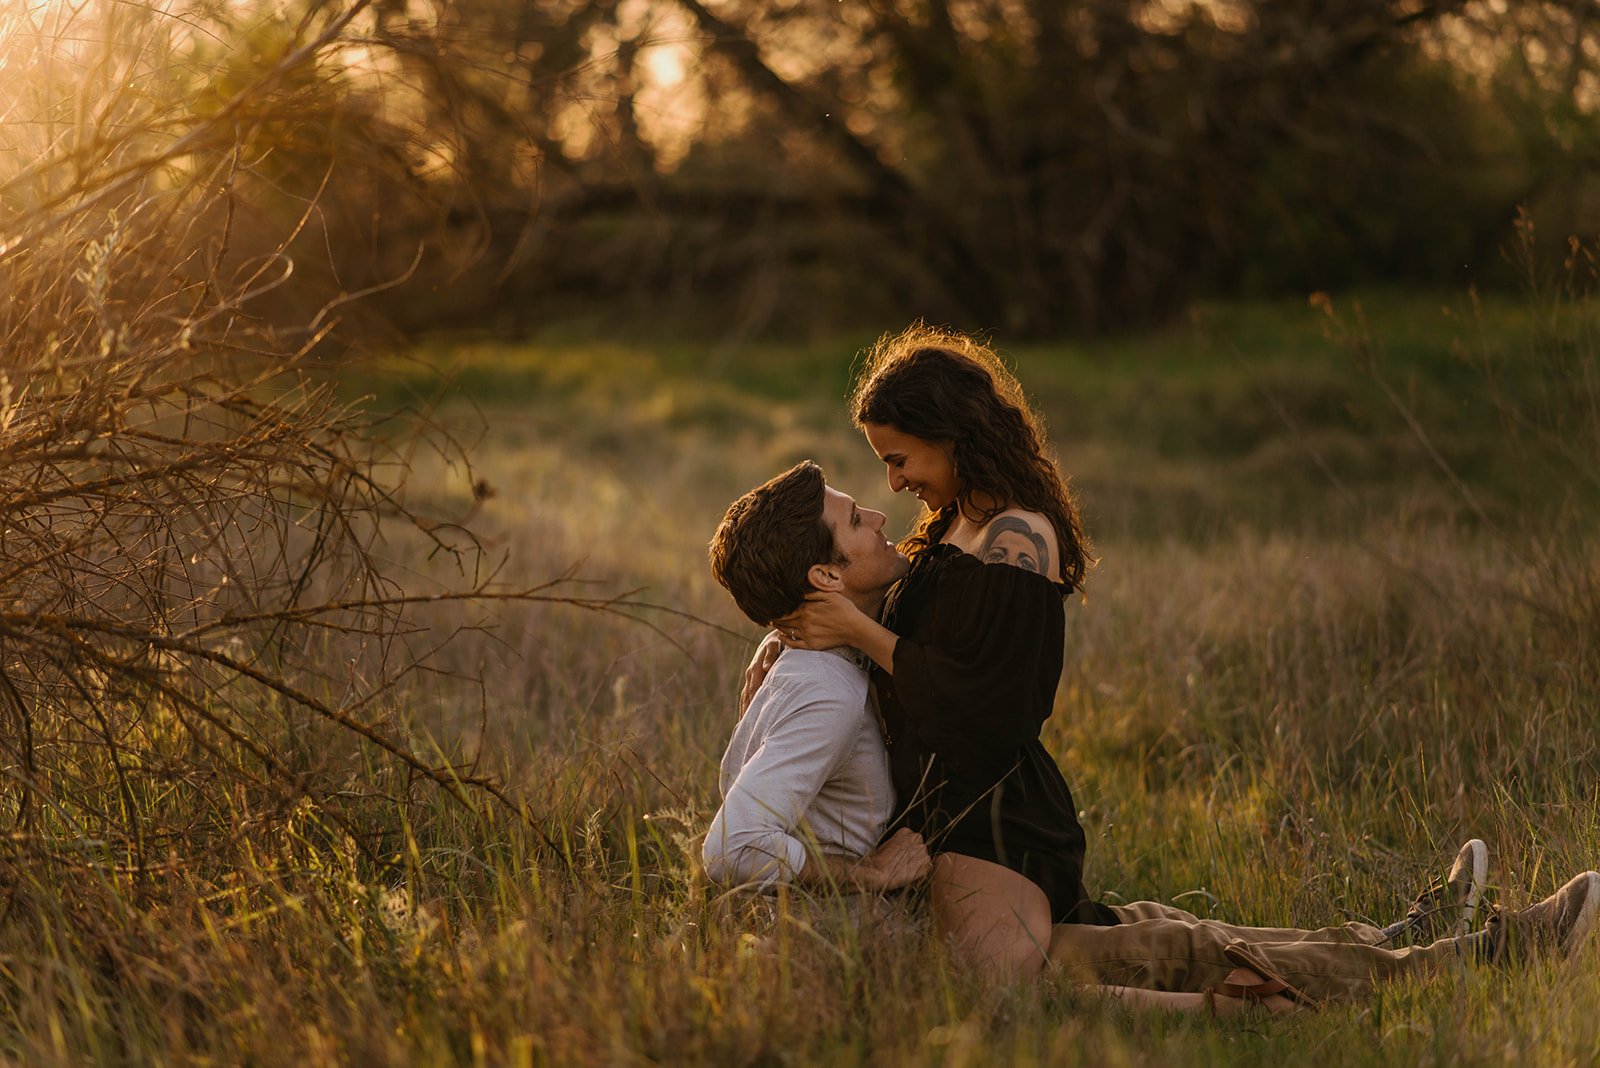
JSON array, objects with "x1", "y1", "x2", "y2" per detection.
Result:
[{"x1": 702, "y1": 688, "x2": 858, "y2": 887}]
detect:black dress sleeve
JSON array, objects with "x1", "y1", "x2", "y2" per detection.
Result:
[{"x1": 889, "y1": 555, "x2": 1065, "y2": 780}]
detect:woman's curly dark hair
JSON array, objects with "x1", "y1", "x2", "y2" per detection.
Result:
[{"x1": 848, "y1": 324, "x2": 1091, "y2": 591}]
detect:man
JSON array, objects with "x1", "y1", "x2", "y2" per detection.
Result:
[
  {"x1": 703, "y1": 460, "x2": 929, "y2": 892},
  {"x1": 703, "y1": 463, "x2": 1600, "y2": 1006}
]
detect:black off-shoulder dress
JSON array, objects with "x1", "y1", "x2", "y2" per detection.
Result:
[{"x1": 876, "y1": 543, "x2": 1118, "y2": 926}]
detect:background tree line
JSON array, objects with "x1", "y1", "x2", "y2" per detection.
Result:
[{"x1": 12, "y1": 0, "x2": 1599, "y2": 342}]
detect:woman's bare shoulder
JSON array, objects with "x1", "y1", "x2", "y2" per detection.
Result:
[{"x1": 972, "y1": 509, "x2": 1061, "y2": 582}]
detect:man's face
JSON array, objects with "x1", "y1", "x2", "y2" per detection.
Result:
[{"x1": 819, "y1": 485, "x2": 908, "y2": 598}]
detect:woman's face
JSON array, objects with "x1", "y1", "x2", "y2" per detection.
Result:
[{"x1": 862, "y1": 422, "x2": 960, "y2": 511}]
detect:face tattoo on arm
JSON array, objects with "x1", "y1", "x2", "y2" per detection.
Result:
[{"x1": 977, "y1": 516, "x2": 1050, "y2": 576}]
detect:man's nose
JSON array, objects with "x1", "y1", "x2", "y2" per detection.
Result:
[{"x1": 866, "y1": 509, "x2": 887, "y2": 530}]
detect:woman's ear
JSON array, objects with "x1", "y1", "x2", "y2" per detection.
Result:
[{"x1": 807, "y1": 562, "x2": 845, "y2": 592}]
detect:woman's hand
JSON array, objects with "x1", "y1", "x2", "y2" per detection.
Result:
[
  {"x1": 774, "y1": 591, "x2": 871, "y2": 652},
  {"x1": 738, "y1": 631, "x2": 784, "y2": 716},
  {"x1": 775, "y1": 592, "x2": 900, "y2": 674}
]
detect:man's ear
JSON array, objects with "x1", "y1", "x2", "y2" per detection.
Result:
[{"x1": 807, "y1": 562, "x2": 845, "y2": 592}]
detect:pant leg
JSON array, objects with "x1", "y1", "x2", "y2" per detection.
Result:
[
  {"x1": 1222, "y1": 931, "x2": 1492, "y2": 1005},
  {"x1": 1110, "y1": 901, "x2": 1206, "y2": 923},
  {"x1": 1048, "y1": 915, "x2": 1250, "y2": 990},
  {"x1": 1049, "y1": 910, "x2": 1461, "y2": 993},
  {"x1": 1111, "y1": 900, "x2": 1386, "y2": 945}
]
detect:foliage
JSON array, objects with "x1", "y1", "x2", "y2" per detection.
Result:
[
  {"x1": 0, "y1": 0, "x2": 640, "y2": 1002},
  {"x1": 14, "y1": 1, "x2": 1597, "y2": 342},
  {"x1": 352, "y1": 0, "x2": 1600, "y2": 337}
]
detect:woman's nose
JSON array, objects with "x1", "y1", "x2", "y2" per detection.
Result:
[{"x1": 889, "y1": 470, "x2": 906, "y2": 492}]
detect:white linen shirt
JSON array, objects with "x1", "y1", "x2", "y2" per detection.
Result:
[{"x1": 703, "y1": 646, "x2": 895, "y2": 887}]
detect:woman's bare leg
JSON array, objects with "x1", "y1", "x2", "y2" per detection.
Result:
[{"x1": 929, "y1": 853, "x2": 1054, "y2": 978}]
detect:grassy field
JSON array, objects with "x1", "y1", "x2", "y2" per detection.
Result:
[{"x1": 10, "y1": 290, "x2": 1600, "y2": 1065}]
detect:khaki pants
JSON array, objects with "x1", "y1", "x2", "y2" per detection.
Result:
[{"x1": 1048, "y1": 901, "x2": 1485, "y2": 1004}]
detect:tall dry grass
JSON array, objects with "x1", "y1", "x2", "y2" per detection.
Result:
[
  {"x1": 302, "y1": 306, "x2": 1600, "y2": 1064},
  {"x1": 2, "y1": 4, "x2": 1600, "y2": 1066},
  {"x1": 0, "y1": 7, "x2": 665, "y2": 1060}
]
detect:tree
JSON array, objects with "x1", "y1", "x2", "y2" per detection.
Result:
[{"x1": 383, "y1": 0, "x2": 1600, "y2": 337}]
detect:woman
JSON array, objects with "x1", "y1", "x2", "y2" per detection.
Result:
[{"x1": 767, "y1": 324, "x2": 1109, "y2": 978}]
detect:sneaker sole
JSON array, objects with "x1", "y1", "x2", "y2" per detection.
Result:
[
  {"x1": 1566, "y1": 871, "x2": 1600, "y2": 958},
  {"x1": 1459, "y1": 838, "x2": 1489, "y2": 935}
]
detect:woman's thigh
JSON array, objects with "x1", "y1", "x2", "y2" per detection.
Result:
[{"x1": 930, "y1": 852, "x2": 1053, "y2": 979}]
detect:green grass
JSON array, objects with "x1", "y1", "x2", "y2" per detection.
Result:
[
  {"x1": 370, "y1": 286, "x2": 1600, "y2": 543},
  {"x1": 10, "y1": 291, "x2": 1600, "y2": 1065}
]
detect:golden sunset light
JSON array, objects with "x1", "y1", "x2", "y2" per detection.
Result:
[{"x1": 3, "y1": 1, "x2": 1600, "y2": 1063}]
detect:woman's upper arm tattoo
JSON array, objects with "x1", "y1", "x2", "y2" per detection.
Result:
[{"x1": 977, "y1": 516, "x2": 1050, "y2": 576}]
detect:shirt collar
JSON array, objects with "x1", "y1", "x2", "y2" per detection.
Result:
[{"x1": 823, "y1": 646, "x2": 871, "y2": 671}]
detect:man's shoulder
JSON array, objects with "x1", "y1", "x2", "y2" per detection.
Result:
[
  {"x1": 771, "y1": 647, "x2": 869, "y2": 682},
  {"x1": 759, "y1": 648, "x2": 870, "y2": 708}
]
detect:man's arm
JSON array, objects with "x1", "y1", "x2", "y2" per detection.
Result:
[{"x1": 703, "y1": 677, "x2": 873, "y2": 887}]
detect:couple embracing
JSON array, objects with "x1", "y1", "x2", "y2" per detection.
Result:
[{"x1": 702, "y1": 325, "x2": 1599, "y2": 1015}]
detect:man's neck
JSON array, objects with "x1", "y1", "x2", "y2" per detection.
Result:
[{"x1": 849, "y1": 589, "x2": 886, "y2": 623}]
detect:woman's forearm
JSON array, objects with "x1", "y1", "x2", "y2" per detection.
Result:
[{"x1": 852, "y1": 617, "x2": 899, "y2": 674}]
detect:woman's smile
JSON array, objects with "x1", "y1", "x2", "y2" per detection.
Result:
[{"x1": 862, "y1": 421, "x2": 958, "y2": 511}]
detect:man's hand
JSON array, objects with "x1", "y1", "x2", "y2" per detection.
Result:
[
  {"x1": 738, "y1": 632, "x2": 784, "y2": 717},
  {"x1": 850, "y1": 828, "x2": 932, "y2": 892}
]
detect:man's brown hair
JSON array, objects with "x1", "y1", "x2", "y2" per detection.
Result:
[{"x1": 709, "y1": 461, "x2": 843, "y2": 626}]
